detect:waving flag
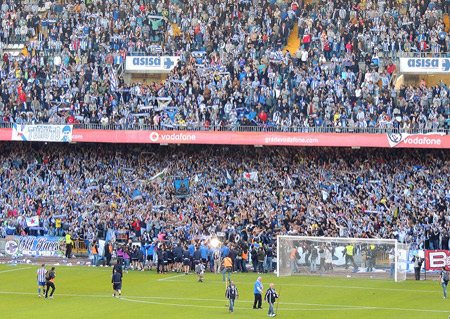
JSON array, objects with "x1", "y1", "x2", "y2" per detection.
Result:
[
  {"x1": 149, "y1": 168, "x2": 168, "y2": 182},
  {"x1": 109, "y1": 67, "x2": 118, "y2": 92},
  {"x1": 243, "y1": 171, "x2": 258, "y2": 182},
  {"x1": 131, "y1": 189, "x2": 143, "y2": 201},
  {"x1": 225, "y1": 170, "x2": 233, "y2": 185},
  {"x1": 26, "y1": 215, "x2": 40, "y2": 227}
]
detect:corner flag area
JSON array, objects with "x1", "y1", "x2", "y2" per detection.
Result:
[{"x1": 0, "y1": 264, "x2": 448, "y2": 319}]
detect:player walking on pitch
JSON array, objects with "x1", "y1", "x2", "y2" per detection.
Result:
[
  {"x1": 225, "y1": 280, "x2": 238, "y2": 314},
  {"x1": 265, "y1": 283, "x2": 279, "y2": 317},
  {"x1": 37, "y1": 264, "x2": 47, "y2": 298},
  {"x1": 440, "y1": 266, "x2": 449, "y2": 299},
  {"x1": 112, "y1": 268, "x2": 122, "y2": 298}
]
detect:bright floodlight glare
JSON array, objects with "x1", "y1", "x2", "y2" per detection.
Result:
[{"x1": 211, "y1": 238, "x2": 220, "y2": 248}]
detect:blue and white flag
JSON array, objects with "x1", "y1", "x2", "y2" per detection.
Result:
[{"x1": 109, "y1": 67, "x2": 118, "y2": 92}]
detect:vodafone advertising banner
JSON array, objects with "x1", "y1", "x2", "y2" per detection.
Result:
[
  {"x1": 69, "y1": 131, "x2": 450, "y2": 148},
  {"x1": 0, "y1": 128, "x2": 449, "y2": 148},
  {"x1": 425, "y1": 250, "x2": 450, "y2": 271}
]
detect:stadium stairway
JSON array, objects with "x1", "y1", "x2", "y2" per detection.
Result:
[
  {"x1": 284, "y1": 23, "x2": 299, "y2": 55},
  {"x1": 171, "y1": 23, "x2": 181, "y2": 36},
  {"x1": 444, "y1": 14, "x2": 449, "y2": 33}
]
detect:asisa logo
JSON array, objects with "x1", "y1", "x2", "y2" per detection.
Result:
[{"x1": 407, "y1": 58, "x2": 450, "y2": 71}]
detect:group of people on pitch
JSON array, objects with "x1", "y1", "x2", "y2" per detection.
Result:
[{"x1": 225, "y1": 276, "x2": 280, "y2": 316}]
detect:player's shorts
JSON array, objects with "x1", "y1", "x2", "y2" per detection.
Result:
[
  {"x1": 113, "y1": 283, "x2": 122, "y2": 290},
  {"x1": 38, "y1": 281, "x2": 46, "y2": 286},
  {"x1": 175, "y1": 257, "x2": 182, "y2": 263},
  {"x1": 147, "y1": 255, "x2": 153, "y2": 261},
  {"x1": 183, "y1": 258, "x2": 190, "y2": 266},
  {"x1": 167, "y1": 258, "x2": 173, "y2": 264}
]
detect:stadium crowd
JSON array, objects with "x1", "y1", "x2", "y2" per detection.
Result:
[
  {"x1": 0, "y1": 144, "x2": 449, "y2": 263},
  {"x1": 0, "y1": 0, "x2": 450, "y2": 132}
]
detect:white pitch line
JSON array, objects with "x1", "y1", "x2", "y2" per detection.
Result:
[
  {"x1": 157, "y1": 274, "x2": 187, "y2": 281},
  {"x1": 0, "y1": 267, "x2": 31, "y2": 274},
  {"x1": 160, "y1": 279, "x2": 440, "y2": 294},
  {"x1": 0, "y1": 291, "x2": 448, "y2": 313},
  {"x1": 119, "y1": 297, "x2": 371, "y2": 311}
]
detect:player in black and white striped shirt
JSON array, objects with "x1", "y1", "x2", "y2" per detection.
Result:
[{"x1": 36, "y1": 264, "x2": 47, "y2": 298}]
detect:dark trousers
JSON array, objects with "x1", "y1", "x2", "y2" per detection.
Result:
[
  {"x1": 157, "y1": 261, "x2": 165, "y2": 273},
  {"x1": 253, "y1": 293, "x2": 262, "y2": 309},
  {"x1": 66, "y1": 244, "x2": 72, "y2": 258},
  {"x1": 45, "y1": 282, "x2": 55, "y2": 297},
  {"x1": 106, "y1": 254, "x2": 112, "y2": 266},
  {"x1": 414, "y1": 267, "x2": 421, "y2": 280},
  {"x1": 345, "y1": 255, "x2": 357, "y2": 270}
]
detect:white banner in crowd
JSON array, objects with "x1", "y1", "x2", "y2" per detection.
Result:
[
  {"x1": 399, "y1": 57, "x2": 450, "y2": 74},
  {"x1": 125, "y1": 56, "x2": 181, "y2": 73},
  {"x1": 12, "y1": 124, "x2": 73, "y2": 142}
]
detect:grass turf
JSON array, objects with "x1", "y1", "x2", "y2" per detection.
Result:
[{"x1": 0, "y1": 264, "x2": 448, "y2": 319}]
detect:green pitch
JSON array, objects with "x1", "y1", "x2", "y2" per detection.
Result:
[{"x1": 0, "y1": 264, "x2": 448, "y2": 319}]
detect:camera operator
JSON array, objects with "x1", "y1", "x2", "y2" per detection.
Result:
[{"x1": 412, "y1": 254, "x2": 424, "y2": 280}]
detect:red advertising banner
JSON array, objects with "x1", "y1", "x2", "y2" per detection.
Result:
[
  {"x1": 0, "y1": 128, "x2": 11, "y2": 141},
  {"x1": 0, "y1": 128, "x2": 449, "y2": 148},
  {"x1": 71, "y1": 130, "x2": 450, "y2": 148},
  {"x1": 425, "y1": 250, "x2": 450, "y2": 271}
]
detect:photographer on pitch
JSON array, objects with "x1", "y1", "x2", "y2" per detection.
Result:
[{"x1": 412, "y1": 254, "x2": 424, "y2": 280}]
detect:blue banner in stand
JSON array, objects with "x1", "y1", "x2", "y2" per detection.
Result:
[
  {"x1": 4, "y1": 235, "x2": 66, "y2": 257},
  {"x1": 174, "y1": 178, "x2": 190, "y2": 198},
  {"x1": 12, "y1": 124, "x2": 73, "y2": 142}
]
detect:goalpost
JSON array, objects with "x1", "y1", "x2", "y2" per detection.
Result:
[{"x1": 277, "y1": 236, "x2": 410, "y2": 282}]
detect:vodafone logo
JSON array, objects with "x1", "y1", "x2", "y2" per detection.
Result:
[
  {"x1": 149, "y1": 131, "x2": 197, "y2": 143},
  {"x1": 403, "y1": 136, "x2": 441, "y2": 145},
  {"x1": 149, "y1": 132, "x2": 159, "y2": 142}
]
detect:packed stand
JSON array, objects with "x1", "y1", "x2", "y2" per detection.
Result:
[
  {"x1": 0, "y1": 0, "x2": 450, "y2": 132},
  {"x1": 0, "y1": 143, "x2": 449, "y2": 270}
]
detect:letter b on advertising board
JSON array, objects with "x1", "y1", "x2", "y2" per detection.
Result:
[{"x1": 425, "y1": 250, "x2": 450, "y2": 270}]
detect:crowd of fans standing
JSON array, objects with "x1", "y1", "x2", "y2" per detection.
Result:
[{"x1": 1, "y1": 144, "x2": 449, "y2": 255}]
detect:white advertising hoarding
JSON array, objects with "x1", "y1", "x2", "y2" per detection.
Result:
[
  {"x1": 125, "y1": 56, "x2": 180, "y2": 73},
  {"x1": 400, "y1": 57, "x2": 450, "y2": 74}
]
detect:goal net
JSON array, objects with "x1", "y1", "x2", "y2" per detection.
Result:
[{"x1": 277, "y1": 236, "x2": 410, "y2": 282}]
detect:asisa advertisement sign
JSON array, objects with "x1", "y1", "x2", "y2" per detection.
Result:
[
  {"x1": 400, "y1": 57, "x2": 450, "y2": 74},
  {"x1": 125, "y1": 56, "x2": 180, "y2": 73}
]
